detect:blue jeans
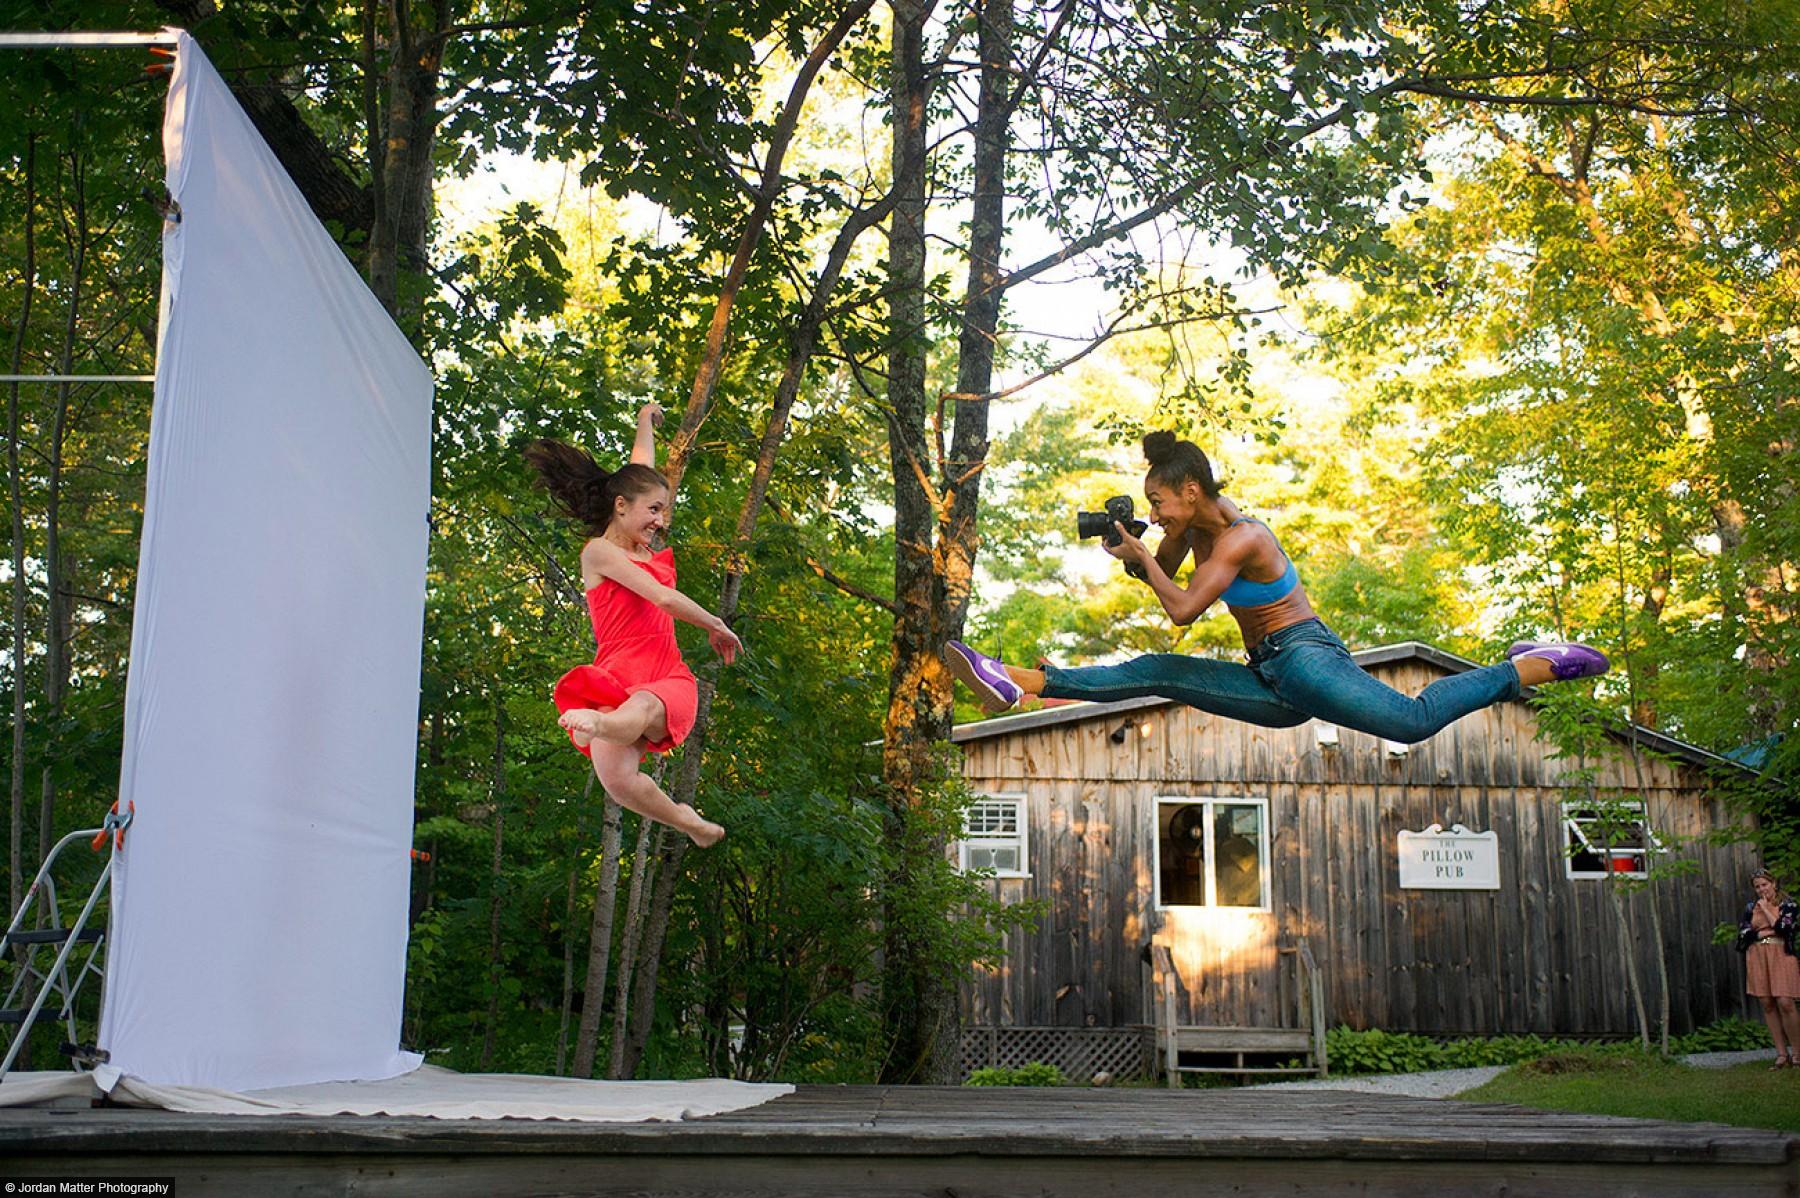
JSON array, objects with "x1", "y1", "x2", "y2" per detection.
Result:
[{"x1": 1039, "y1": 619, "x2": 1520, "y2": 744}]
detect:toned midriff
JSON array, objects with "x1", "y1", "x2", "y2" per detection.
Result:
[
  {"x1": 1184, "y1": 524, "x2": 1318, "y2": 650},
  {"x1": 1229, "y1": 584, "x2": 1317, "y2": 650}
]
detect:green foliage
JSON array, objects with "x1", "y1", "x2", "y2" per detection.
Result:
[
  {"x1": 1327, "y1": 1026, "x2": 1585, "y2": 1075},
  {"x1": 1668, "y1": 1017, "x2": 1772, "y2": 1056},
  {"x1": 965, "y1": 1061, "x2": 1067, "y2": 1087},
  {"x1": 1327, "y1": 1019, "x2": 1772, "y2": 1077}
]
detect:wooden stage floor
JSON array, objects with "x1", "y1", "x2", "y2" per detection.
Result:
[{"x1": 1, "y1": 1083, "x2": 1795, "y2": 1196}]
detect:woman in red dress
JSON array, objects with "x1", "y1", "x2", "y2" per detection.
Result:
[{"x1": 523, "y1": 402, "x2": 740, "y2": 847}]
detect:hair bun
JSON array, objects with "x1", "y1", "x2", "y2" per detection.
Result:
[{"x1": 1142, "y1": 429, "x2": 1178, "y2": 466}]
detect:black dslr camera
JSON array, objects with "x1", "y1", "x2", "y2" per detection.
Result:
[
  {"x1": 1077, "y1": 495, "x2": 1148, "y2": 547},
  {"x1": 1077, "y1": 495, "x2": 1150, "y2": 580}
]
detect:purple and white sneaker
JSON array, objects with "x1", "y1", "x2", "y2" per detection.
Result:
[
  {"x1": 1505, "y1": 641, "x2": 1611, "y2": 682},
  {"x1": 945, "y1": 640, "x2": 1023, "y2": 714}
]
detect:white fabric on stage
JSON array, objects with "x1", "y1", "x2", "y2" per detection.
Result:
[
  {"x1": 97, "y1": 31, "x2": 431, "y2": 1091},
  {"x1": 0, "y1": 1067, "x2": 792, "y2": 1122}
]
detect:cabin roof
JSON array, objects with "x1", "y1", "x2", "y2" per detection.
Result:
[{"x1": 949, "y1": 640, "x2": 1746, "y2": 775}]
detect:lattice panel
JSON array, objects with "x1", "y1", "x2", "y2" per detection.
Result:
[{"x1": 961, "y1": 1026, "x2": 1149, "y2": 1082}]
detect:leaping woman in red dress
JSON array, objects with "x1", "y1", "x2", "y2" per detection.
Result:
[{"x1": 523, "y1": 402, "x2": 739, "y2": 847}]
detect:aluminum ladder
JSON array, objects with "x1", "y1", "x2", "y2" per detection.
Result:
[{"x1": 0, "y1": 802, "x2": 131, "y2": 1078}]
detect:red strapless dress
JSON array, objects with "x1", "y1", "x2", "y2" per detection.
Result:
[{"x1": 552, "y1": 547, "x2": 697, "y2": 756}]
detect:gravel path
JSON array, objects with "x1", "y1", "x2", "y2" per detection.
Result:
[{"x1": 1254, "y1": 1048, "x2": 1775, "y2": 1098}]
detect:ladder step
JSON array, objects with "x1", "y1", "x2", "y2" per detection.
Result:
[
  {"x1": 59, "y1": 1042, "x2": 109, "y2": 1065},
  {"x1": 3, "y1": 926, "x2": 102, "y2": 948},
  {"x1": 0, "y1": 1009, "x2": 28, "y2": 1025}
]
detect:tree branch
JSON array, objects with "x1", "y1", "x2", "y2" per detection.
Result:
[{"x1": 805, "y1": 555, "x2": 899, "y2": 614}]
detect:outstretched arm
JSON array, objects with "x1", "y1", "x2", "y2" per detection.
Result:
[
  {"x1": 630, "y1": 402, "x2": 664, "y2": 467},
  {"x1": 582, "y1": 538, "x2": 742, "y2": 663}
]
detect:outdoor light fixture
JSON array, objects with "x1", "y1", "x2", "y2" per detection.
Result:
[
  {"x1": 1314, "y1": 721, "x2": 1340, "y2": 748},
  {"x1": 1383, "y1": 739, "x2": 1410, "y2": 758},
  {"x1": 1139, "y1": 720, "x2": 1154, "y2": 739},
  {"x1": 1110, "y1": 723, "x2": 1132, "y2": 745}
]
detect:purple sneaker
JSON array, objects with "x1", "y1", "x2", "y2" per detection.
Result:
[
  {"x1": 1505, "y1": 641, "x2": 1610, "y2": 681},
  {"x1": 945, "y1": 640, "x2": 1023, "y2": 713}
]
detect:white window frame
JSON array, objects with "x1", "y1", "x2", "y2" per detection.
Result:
[
  {"x1": 1562, "y1": 799, "x2": 1660, "y2": 880},
  {"x1": 1152, "y1": 795, "x2": 1272, "y2": 912},
  {"x1": 959, "y1": 793, "x2": 1030, "y2": 879}
]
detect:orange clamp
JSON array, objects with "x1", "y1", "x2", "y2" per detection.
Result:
[{"x1": 91, "y1": 800, "x2": 134, "y2": 852}]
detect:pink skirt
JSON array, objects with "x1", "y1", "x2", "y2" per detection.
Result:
[{"x1": 1747, "y1": 940, "x2": 1800, "y2": 998}]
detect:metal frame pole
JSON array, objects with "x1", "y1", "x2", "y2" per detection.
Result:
[{"x1": 0, "y1": 32, "x2": 180, "y2": 48}]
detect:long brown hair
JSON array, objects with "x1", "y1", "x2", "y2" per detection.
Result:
[{"x1": 521, "y1": 439, "x2": 667, "y2": 536}]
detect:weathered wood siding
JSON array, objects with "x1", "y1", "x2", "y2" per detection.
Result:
[{"x1": 958, "y1": 659, "x2": 1759, "y2": 1037}]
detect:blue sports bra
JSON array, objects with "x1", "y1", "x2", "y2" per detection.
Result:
[{"x1": 1218, "y1": 517, "x2": 1301, "y2": 608}]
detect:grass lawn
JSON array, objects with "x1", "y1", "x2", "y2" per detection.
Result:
[{"x1": 1458, "y1": 1050, "x2": 1800, "y2": 1134}]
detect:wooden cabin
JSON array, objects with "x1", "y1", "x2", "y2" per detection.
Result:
[{"x1": 950, "y1": 642, "x2": 1761, "y2": 1079}]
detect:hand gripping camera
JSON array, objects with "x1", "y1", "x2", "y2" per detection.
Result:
[{"x1": 1076, "y1": 495, "x2": 1150, "y2": 580}]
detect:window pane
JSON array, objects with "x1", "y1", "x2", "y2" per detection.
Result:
[
  {"x1": 1566, "y1": 804, "x2": 1650, "y2": 874},
  {"x1": 992, "y1": 846, "x2": 1018, "y2": 872},
  {"x1": 1159, "y1": 803, "x2": 1207, "y2": 906},
  {"x1": 1212, "y1": 804, "x2": 1264, "y2": 907},
  {"x1": 967, "y1": 846, "x2": 996, "y2": 871},
  {"x1": 1568, "y1": 827, "x2": 1607, "y2": 873},
  {"x1": 967, "y1": 801, "x2": 1018, "y2": 836}
]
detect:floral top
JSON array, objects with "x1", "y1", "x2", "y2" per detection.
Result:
[{"x1": 1736, "y1": 897, "x2": 1799, "y2": 957}]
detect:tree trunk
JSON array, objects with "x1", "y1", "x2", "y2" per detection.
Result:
[
  {"x1": 878, "y1": 0, "x2": 962, "y2": 1086},
  {"x1": 937, "y1": 0, "x2": 1012, "y2": 647},
  {"x1": 40, "y1": 153, "x2": 87, "y2": 870},
  {"x1": 366, "y1": 6, "x2": 445, "y2": 320},
  {"x1": 557, "y1": 774, "x2": 596, "y2": 1076},
  {"x1": 618, "y1": 820, "x2": 678, "y2": 1078},
  {"x1": 7, "y1": 132, "x2": 36, "y2": 922},
  {"x1": 555, "y1": 857, "x2": 577, "y2": 1076},
  {"x1": 1647, "y1": 883, "x2": 1671, "y2": 1054},
  {"x1": 1608, "y1": 878, "x2": 1651, "y2": 1049},
  {"x1": 572, "y1": 785, "x2": 622, "y2": 1078},
  {"x1": 479, "y1": 698, "x2": 506, "y2": 1070},
  {"x1": 360, "y1": 0, "x2": 391, "y2": 309},
  {"x1": 610, "y1": 818, "x2": 660, "y2": 1079}
]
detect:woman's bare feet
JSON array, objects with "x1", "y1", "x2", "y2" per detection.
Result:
[
  {"x1": 559, "y1": 707, "x2": 616, "y2": 744},
  {"x1": 680, "y1": 804, "x2": 726, "y2": 848}
]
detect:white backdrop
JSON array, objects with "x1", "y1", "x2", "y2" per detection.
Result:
[{"x1": 97, "y1": 32, "x2": 431, "y2": 1091}]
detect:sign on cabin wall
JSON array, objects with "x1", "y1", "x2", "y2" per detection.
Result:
[{"x1": 1397, "y1": 824, "x2": 1500, "y2": 890}]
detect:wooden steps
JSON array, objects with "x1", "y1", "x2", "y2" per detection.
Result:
[{"x1": 1154, "y1": 942, "x2": 1329, "y2": 1082}]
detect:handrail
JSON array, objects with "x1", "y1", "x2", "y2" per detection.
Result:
[{"x1": 3, "y1": 828, "x2": 104, "y2": 948}]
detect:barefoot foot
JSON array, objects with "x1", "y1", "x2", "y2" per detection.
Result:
[
  {"x1": 559, "y1": 708, "x2": 613, "y2": 742},
  {"x1": 681, "y1": 805, "x2": 726, "y2": 848}
]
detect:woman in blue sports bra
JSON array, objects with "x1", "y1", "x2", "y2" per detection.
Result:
[{"x1": 945, "y1": 430, "x2": 1610, "y2": 743}]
